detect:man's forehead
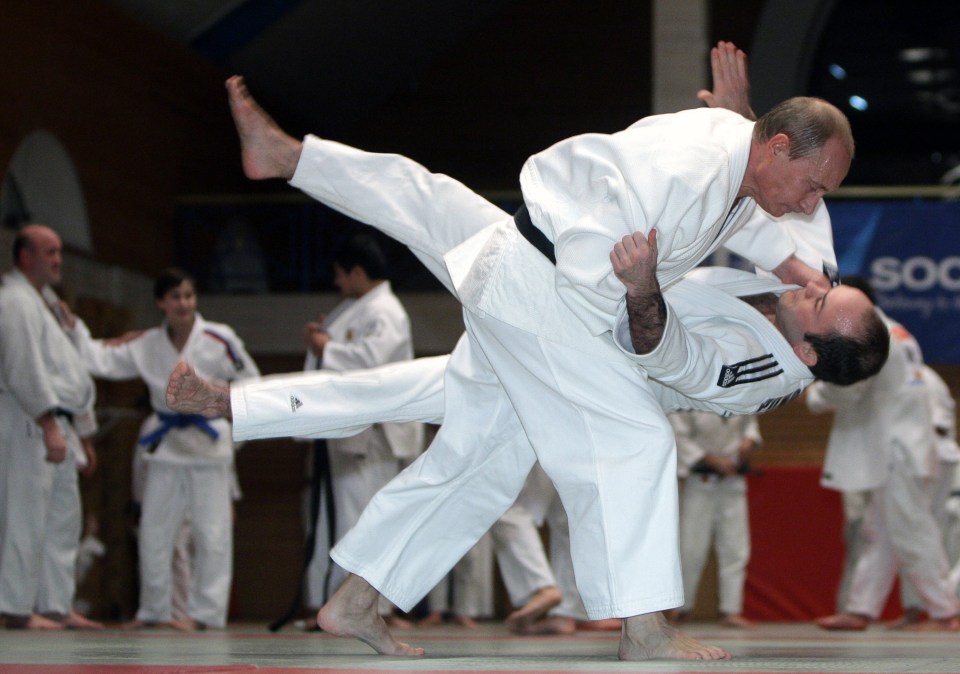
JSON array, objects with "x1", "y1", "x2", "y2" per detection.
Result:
[{"x1": 814, "y1": 138, "x2": 852, "y2": 189}]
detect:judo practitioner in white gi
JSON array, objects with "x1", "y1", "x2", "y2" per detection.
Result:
[
  {"x1": 809, "y1": 281, "x2": 960, "y2": 632},
  {"x1": 898, "y1": 364, "x2": 960, "y2": 625},
  {"x1": 0, "y1": 224, "x2": 102, "y2": 630},
  {"x1": 218, "y1": 71, "x2": 886, "y2": 660},
  {"x1": 64, "y1": 268, "x2": 259, "y2": 630},
  {"x1": 670, "y1": 411, "x2": 761, "y2": 627},
  {"x1": 300, "y1": 233, "x2": 422, "y2": 625}
]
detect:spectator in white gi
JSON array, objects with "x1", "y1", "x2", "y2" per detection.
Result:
[
  {"x1": 214, "y1": 67, "x2": 887, "y2": 661},
  {"x1": 811, "y1": 277, "x2": 960, "y2": 631},
  {"x1": 897, "y1": 365, "x2": 960, "y2": 624},
  {"x1": 0, "y1": 224, "x2": 101, "y2": 630},
  {"x1": 422, "y1": 535, "x2": 495, "y2": 628},
  {"x1": 63, "y1": 268, "x2": 259, "y2": 630},
  {"x1": 300, "y1": 234, "x2": 422, "y2": 628},
  {"x1": 669, "y1": 411, "x2": 761, "y2": 628}
]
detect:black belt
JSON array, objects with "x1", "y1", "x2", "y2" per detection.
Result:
[
  {"x1": 514, "y1": 204, "x2": 556, "y2": 265},
  {"x1": 52, "y1": 407, "x2": 74, "y2": 424}
]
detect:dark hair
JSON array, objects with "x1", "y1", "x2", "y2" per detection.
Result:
[
  {"x1": 154, "y1": 267, "x2": 195, "y2": 299},
  {"x1": 838, "y1": 275, "x2": 877, "y2": 305},
  {"x1": 332, "y1": 234, "x2": 386, "y2": 280},
  {"x1": 805, "y1": 307, "x2": 889, "y2": 385},
  {"x1": 754, "y1": 97, "x2": 855, "y2": 160}
]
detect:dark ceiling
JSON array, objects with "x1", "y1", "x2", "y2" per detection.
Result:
[{"x1": 103, "y1": 0, "x2": 960, "y2": 187}]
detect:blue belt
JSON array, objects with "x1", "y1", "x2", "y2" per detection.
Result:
[{"x1": 138, "y1": 412, "x2": 220, "y2": 447}]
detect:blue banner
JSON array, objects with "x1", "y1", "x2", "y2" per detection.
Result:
[{"x1": 829, "y1": 200, "x2": 960, "y2": 363}]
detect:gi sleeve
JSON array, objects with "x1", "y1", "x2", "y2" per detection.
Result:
[
  {"x1": 321, "y1": 313, "x2": 410, "y2": 373},
  {"x1": 68, "y1": 318, "x2": 142, "y2": 380}
]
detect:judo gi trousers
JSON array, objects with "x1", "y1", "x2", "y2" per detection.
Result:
[
  {"x1": 0, "y1": 415, "x2": 81, "y2": 617},
  {"x1": 136, "y1": 461, "x2": 233, "y2": 627},
  {"x1": 846, "y1": 443, "x2": 959, "y2": 620},
  {"x1": 290, "y1": 137, "x2": 684, "y2": 618},
  {"x1": 678, "y1": 475, "x2": 750, "y2": 615}
]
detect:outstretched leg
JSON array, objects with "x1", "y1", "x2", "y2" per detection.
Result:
[
  {"x1": 226, "y1": 75, "x2": 302, "y2": 181},
  {"x1": 619, "y1": 612, "x2": 731, "y2": 661},
  {"x1": 318, "y1": 574, "x2": 424, "y2": 656},
  {"x1": 166, "y1": 362, "x2": 231, "y2": 419}
]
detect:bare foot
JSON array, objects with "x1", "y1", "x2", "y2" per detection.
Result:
[
  {"x1": 896, "y1": 615, "x2": 960, "y2": 632},
  {"x1": 718, "y1": 613, "x2": 755, "y2": 629},
  {"x1": 815, "y1": 613, "x2": 870, "y2": 631},
  {"x1": 225, "y1": 75, "x2": 302, "y2": 181},
  {"x1": 885, "y1": 607, "x2": 923, "y2": 630},
  {"x1": 619, "y1": 612, "x2": 731, "y2": 661},
  {"x1": 516, "y1": 616, "x2": 577, "y2": 635},
  {"x1": 383, "y1": 614, "x2": 414, "y2": 630},
  {"x1": 664, "y1": 608, "x2": 685, "y2": 624},
  {"x1": 451, "y1": 614, "x2": 479, "y2": 629},
  {"x1": 577, "y1": 618, "x2": 622, "y2": 631},
  {"x1": 120, "y1": 618, "x2": 181, "y2": 631},
  {"x1": 62, "y1": 612, "x2": 104, "y2": 630},
  {"x1": 505, "y1": 586, "x2": 562, "y2": 631},
  {"x1": 166, "y1": 362, "x2": 232, "y2": 418},
  {"x1": 170, "y1": 618, "x2": 206, "y2": 632},
  {"x1": 317, "y1": 574, "x2": 424, "y2": 656},
  {"x1": 3, "y1": 613, "x2": 65, "y2": 630},
  {"x1": 417, "y1": 611, "x2": 444, "y2": 627}
]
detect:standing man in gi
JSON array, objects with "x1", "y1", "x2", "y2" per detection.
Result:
[
  {"x1": 669, "y1": 410, "x2": 761, "y2": 628},
  {"x1": 301, "y1": 234, "x2": 422, "y2": 627},
  {"x1": 0, "y1": 224, "x2": 101, "y2": 630},
  {"x1": 810, "y1": 278, "x2": 960, "y2": 631}
]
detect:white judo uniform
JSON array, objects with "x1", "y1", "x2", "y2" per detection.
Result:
[
  {"x1": 0, "y1": 269, "x2": 97, "y2": 619},
  {"x1": 229, "y1": 266, "x2": 811, "y2": 615},
  {"x1": 302, "y1": 280, "x2": 422, "y2": 610},
  {"x1": 808, "y1": 311, "x2": 959, "y2": 620},
  {"x1": 671, "y1": 411, "x2": 761, "y2": 616},
  {"x1": 901, "y1": 365, "x2": 960, "y2": 609},
  {"x1": 272, "y1": 121, "x2": 818, "y2": 618},
  {"x1": 69, "y1": 313, "x2": 258, "y2": 627}
]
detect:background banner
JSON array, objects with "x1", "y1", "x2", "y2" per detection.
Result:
[{"x1": 829, "y1": 200, "x2": 960, "y2": 364}]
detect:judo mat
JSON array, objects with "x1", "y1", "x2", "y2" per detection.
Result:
[{"x1": 1, "y1": 621, "x2": 959, "y2": 673}]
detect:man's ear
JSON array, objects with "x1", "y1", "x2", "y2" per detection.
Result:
[
  {"x1": 769, "y1": 132, "x2": 790, "y2": 157},
  {"x1": 793, "y1": 340, "x2": 818, "y2": 367}
]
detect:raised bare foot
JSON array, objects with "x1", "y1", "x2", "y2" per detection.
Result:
[
  {"x1": 516, "y1": 616, "x2": 577, "y2": 635},
  {"x1": 166, "y1": 361, "x2": 232, "y2": 418},
  {"x1": 225, "y1": 75, "x2": 302, "y2": 181},
  {"x1": 896, "y1": 615, "x2": 960, "y2": 632},
  {"x1": 718, "y1": 613, "x2": 755, "y2": 629},
  {"x1": 505, "y1": 586, "x2": 562, "y2": 632},
  {"x1": 3, "y1": 613, "x2": 65, "y2": 630},
  {"x1": 815, "y1": 613, "x2": 870, "y2": 631},
  {"x1": 619, "y1": 611, "x2": 731, "y2": 661},
  {"x1": 317, "y1": 574, "x2": 424, "y2": 656}
]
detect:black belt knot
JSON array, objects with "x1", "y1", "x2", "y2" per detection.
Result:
[
  {"x1": 513, "y1": 204, "x2": 556, "y2": 265},
  {"x1": 52, "y1": 407, "x2": 74, "y2": 424}
]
